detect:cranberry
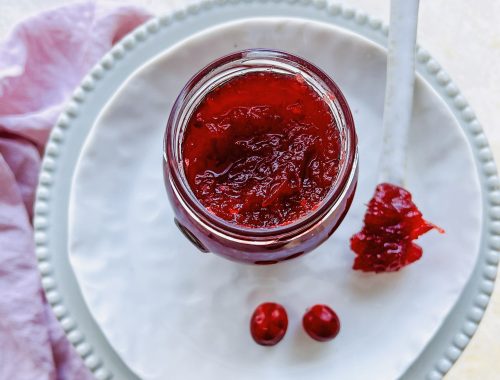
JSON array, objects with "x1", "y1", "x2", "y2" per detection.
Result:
[
  {"x1": 250, "y1": 302, "x2": 288, "y2": 346},
  {"x1": 350, "y1": 183, "x2": 444, "y2": 273},
  {"x1": 303, "y1": 304, "x2": 340, "y2": 342}
]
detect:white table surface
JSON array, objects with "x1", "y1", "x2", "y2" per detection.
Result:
[{"x1": 1, "y1": 0, "x2": 499, "y2": 379}]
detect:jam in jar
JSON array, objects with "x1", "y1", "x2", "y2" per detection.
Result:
[{"x1": 164, "y1": 49, "x2": 357, "y2": 264}]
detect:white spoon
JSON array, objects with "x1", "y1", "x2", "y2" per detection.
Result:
[
  {"x1": 379, "y1": 0, "x2": 420, "y2": 185},
  {"x1": 349, "y1": 0, "x2": 442, "y2": 274}
]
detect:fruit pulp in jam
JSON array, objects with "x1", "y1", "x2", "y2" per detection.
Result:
[
  {"x1": 182, "y1": 71, "x2": 341, "y2": 228},
  {"x1": 350, "y1": 183, "x2": 444, "y2": 273}
]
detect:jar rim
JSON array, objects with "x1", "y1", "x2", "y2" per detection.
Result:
[{"x1": 164, "y1": 49, "x2": 357, "y2": 241}]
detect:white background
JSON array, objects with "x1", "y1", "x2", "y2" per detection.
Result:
[{"x1": 1, "y1": 1, "x2": 499, "y2": 379}]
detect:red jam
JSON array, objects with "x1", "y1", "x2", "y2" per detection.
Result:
[
  {"x1": 250, "y1": 302, "x2": 288, "y2": 346},
  {"x1": 182, "y1": 71, "x2": 341, "y2": 228},
  {"x1": 350, "y1": 183, "x2": 444, "y2": 273},
  {"x1": 302, "y1": 304, "x2": 340, "y2": 342}
]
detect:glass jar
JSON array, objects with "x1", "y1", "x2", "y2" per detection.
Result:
[{"x1": 163, "y1": 49, "x2": 358, "y2": 264}]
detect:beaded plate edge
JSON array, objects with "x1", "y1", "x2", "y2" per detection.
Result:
[{"x1": 33, "y1": 2, "x2": 500, "y2": 380}]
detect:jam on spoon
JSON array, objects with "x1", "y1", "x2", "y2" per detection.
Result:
[{"x1": 351, "y1": 183, "x2": 444, "y2": 273}]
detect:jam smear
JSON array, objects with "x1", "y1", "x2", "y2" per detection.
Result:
[
  {"x1": 182, "y1": 71, "x2": 341, "y2": 228},
  {"x1": 350, "y1": 183, "x2": 444, "y2": 273}
]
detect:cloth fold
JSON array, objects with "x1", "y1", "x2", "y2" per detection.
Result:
[{"x1": 0, "y1": 2, "x2": 150, "y2": 379}]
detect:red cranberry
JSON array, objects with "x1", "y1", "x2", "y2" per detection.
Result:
[
  {"x1": 250, "y1": 302, "x2": 288, "y2": 346},
  {"x1": 303, "y1": 304, "x2": 340, "y2": 342}
]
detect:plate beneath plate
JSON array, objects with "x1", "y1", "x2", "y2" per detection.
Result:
[
  {"x1": 33, "y1": 2, "x2": 500, "y2": 380},
  {"x1": 69, "y1": 17, "x2": 481, "y2": 380}
]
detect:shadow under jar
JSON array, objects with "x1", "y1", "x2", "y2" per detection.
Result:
[{"x1": 163, "y1": 49, "x2": 358, "y2": 264}]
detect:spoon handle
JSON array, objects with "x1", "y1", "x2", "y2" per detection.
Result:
[{"x1": 379, "y1": 0, "x2": 420, "y2": 185}]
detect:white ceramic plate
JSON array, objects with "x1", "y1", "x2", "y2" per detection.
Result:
[
  {"x1": 34, "y1": 3, "x2": 500, "y2": 380},
  {"x1": 69, "y1": 17, "x2": 480, "y2": 380}
]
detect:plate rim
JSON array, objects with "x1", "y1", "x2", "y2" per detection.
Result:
[{"x1": 33, "y1": 1, "x2": 500, "y2": 380}]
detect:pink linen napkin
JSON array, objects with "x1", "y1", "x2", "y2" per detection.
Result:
[{"x1": 0, "y1": 2, "x2": 151, "y2": 379}]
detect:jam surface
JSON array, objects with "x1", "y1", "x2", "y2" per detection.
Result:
[
  {"x1": 350, "y1": 183, "x2": 444, "y2": 273},
  {"x1": 182, "y1": 71, "x2": 341, "y2": 228}
]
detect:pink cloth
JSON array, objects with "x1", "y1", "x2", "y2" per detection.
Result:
[{"x1": 0, "y1": 3, "x2": 150, "y2": 379}]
